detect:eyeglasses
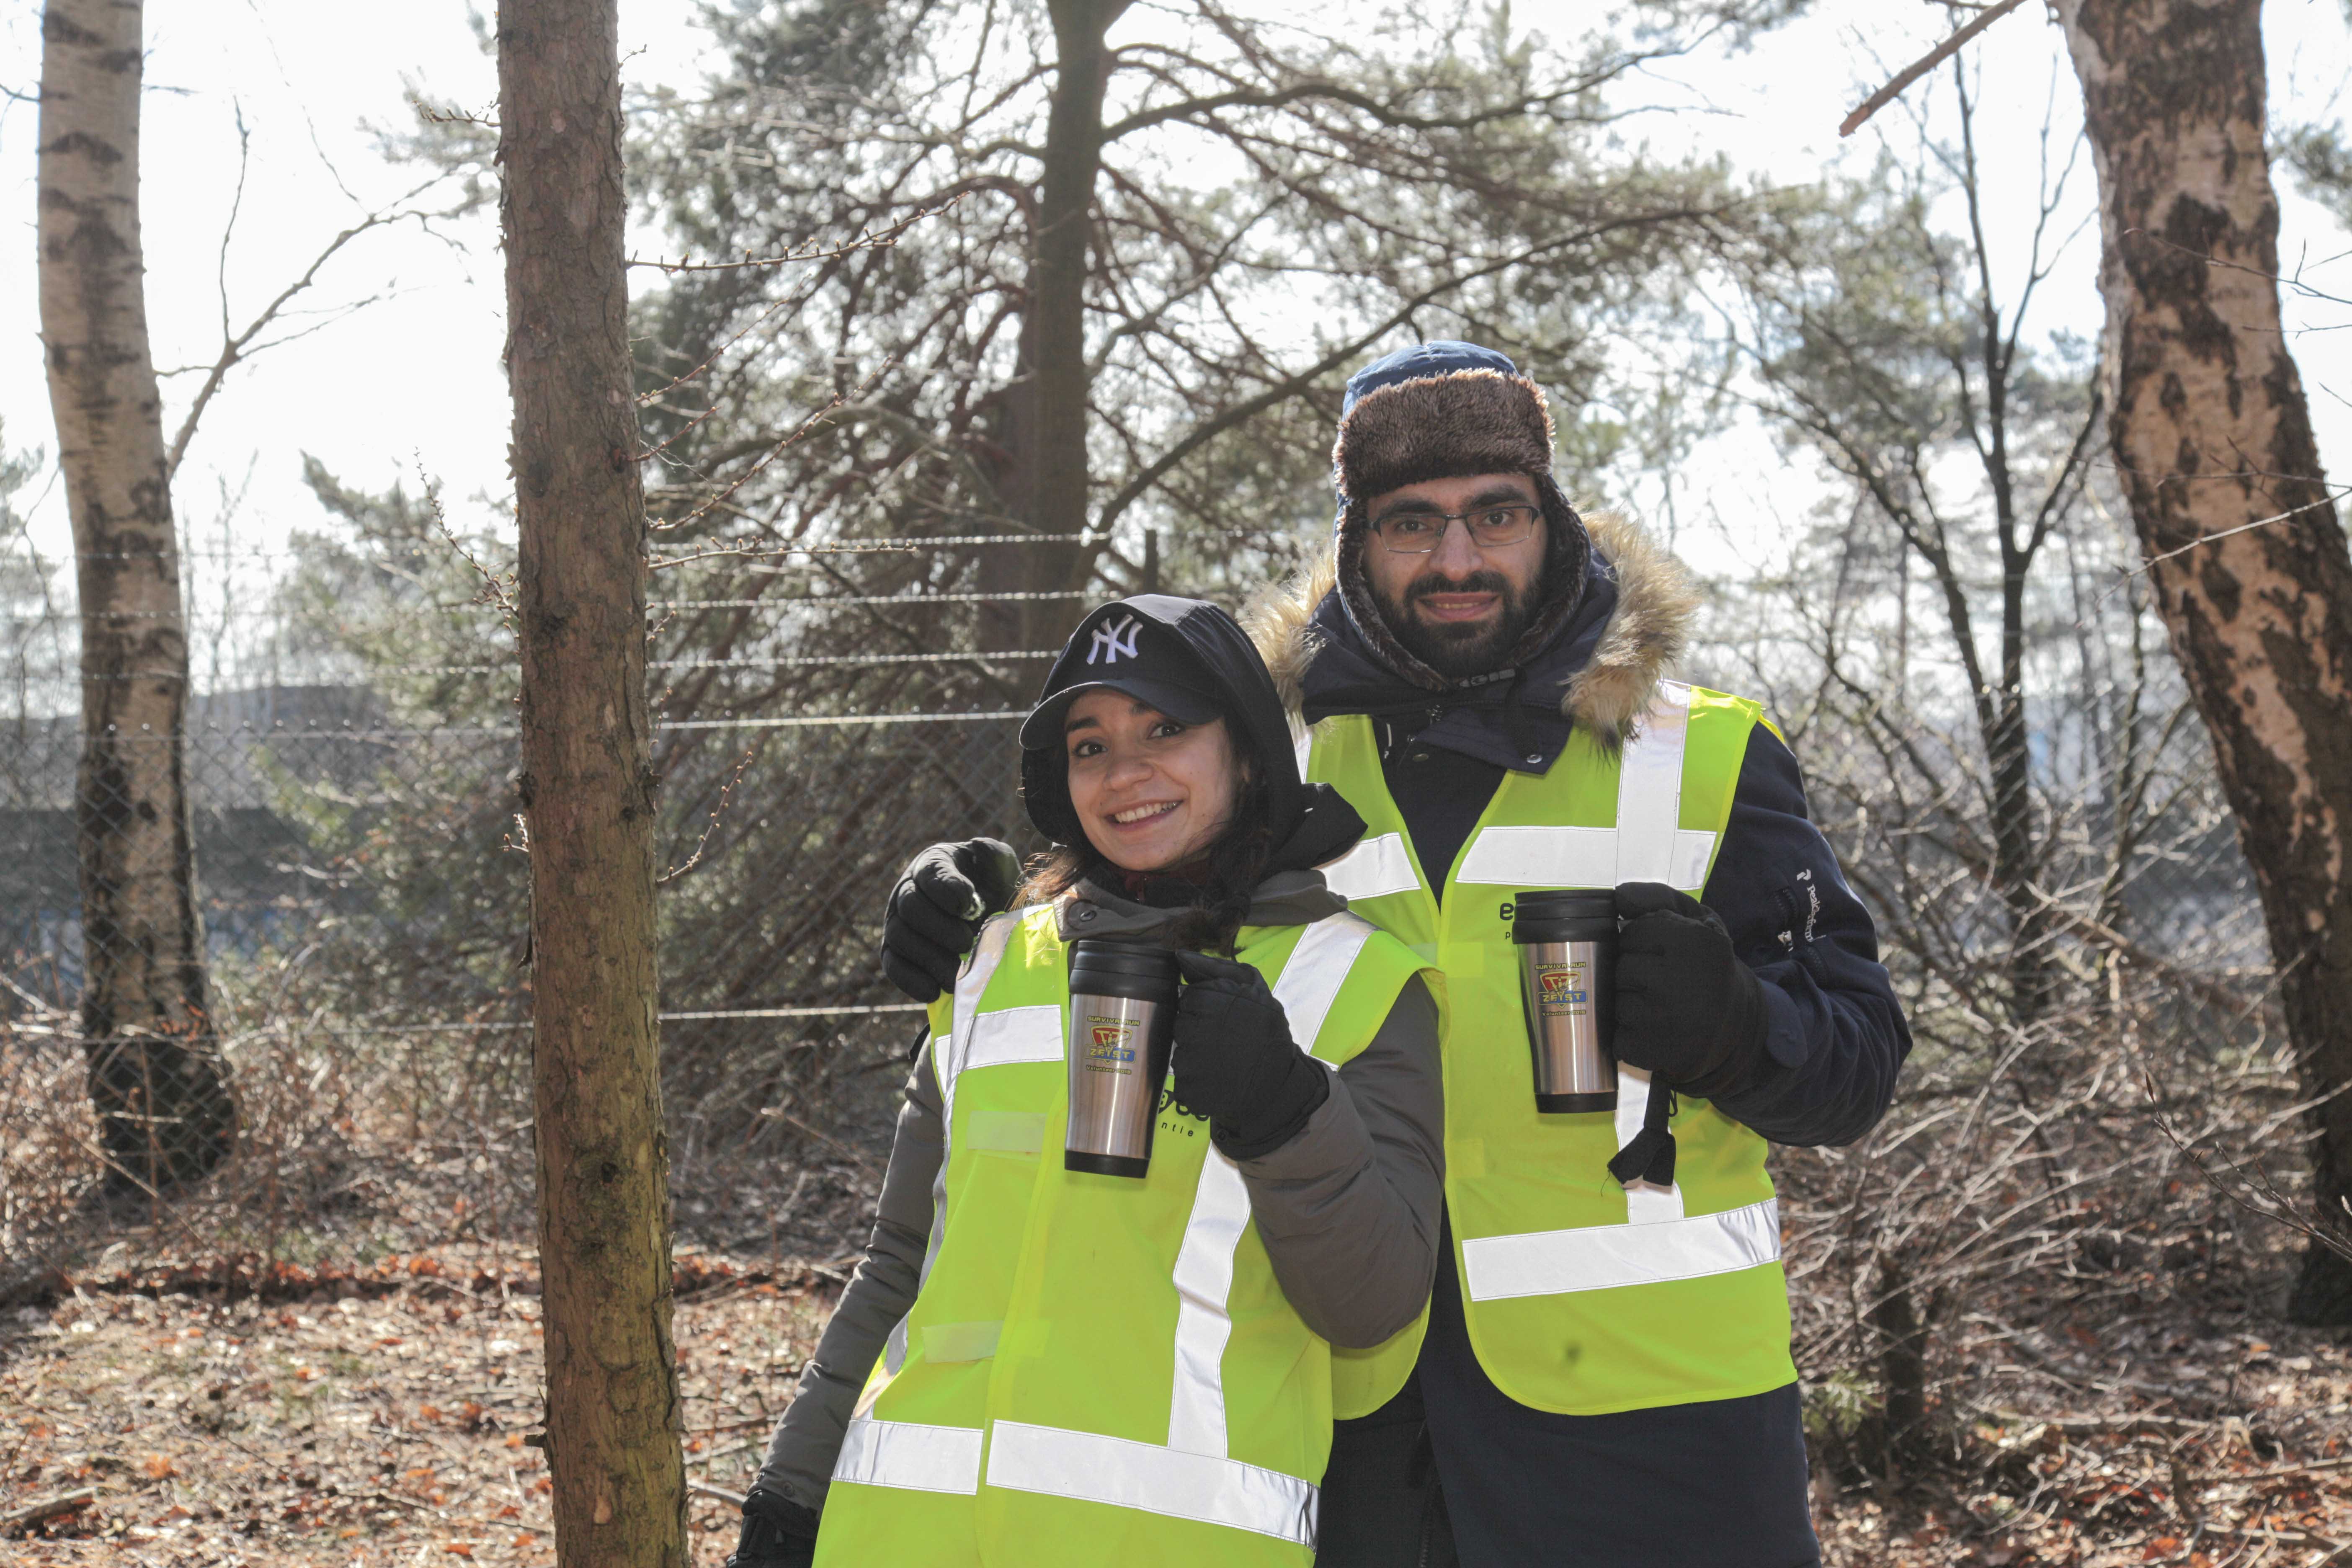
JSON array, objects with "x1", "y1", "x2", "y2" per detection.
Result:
[{"x1": 1369, "y1": 503, "x2": 1541, "y2": 555}]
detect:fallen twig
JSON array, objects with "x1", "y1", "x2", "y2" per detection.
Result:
[
  {"x1": 1983, "y1": 1408, "x2": 2222, "y2": 1438},
  {"x1": 2, "y1": 1488, "x2": 97, "y2": 1532},
  {"x1": 2192, "y1": 1455, "x2": 2352, "y2": 1484}
]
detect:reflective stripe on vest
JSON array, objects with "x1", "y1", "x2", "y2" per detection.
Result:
[
  {"x1": 877, "y1": 913, "x2": 1036, "y2": 1384},
  {"x1": 833, "y1": 1416, "x2": 984, "y2": 1494},
  {"x1": 1452, "y1": 681, "x2": 1715, "y2": 892},
  {"x1": 1455, "y1": 688, "x2": 1702, "y2": 1210},
  {"x1": 1162, "y1": 912, "x2": 1380, "y2": 1461},
  {"x1": 1320, "y1": 832, "x2": 1421, "y2": 903},
  {"x1": 1461, "y1": 1197, "x2": 1782, "y2": 1300},
  {"x1": 830, "y1": 906, "x2": 1426, "y2": 1556},
  {"x1": 1615, "y1": 1066, "x2": 1687, "y2": 1225},
  {"x1": 986, "y1": 1421, "x2": 1316, "y2": 1546}
]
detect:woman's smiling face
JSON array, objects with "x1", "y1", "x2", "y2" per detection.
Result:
[{"x1": 1063, "y1": 689, "x2": 1243, "y2": 874}]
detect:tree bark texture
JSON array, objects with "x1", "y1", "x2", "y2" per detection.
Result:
[
  {"x1": 37, "y1": 0, "x2": 236, "y2": 1194},
  {"x1": 1868, "y1": 1261, "x2": 1930, "y2": 1472},
  {"x1": 977, "y1": 0, "x2": 1132, "y2": 658},
  {"x1": 2056, "y1": 0, "x2": 2352, "y2": 1323},
  {"x1": 498, "y1": 0, "x2": 686, "y2": 1559}
]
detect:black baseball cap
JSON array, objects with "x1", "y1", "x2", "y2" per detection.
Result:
[
  {"x1": 1019, "y1": 595, "x2": 1319, "y2": 852},
  {"x1": 1017, "y1": 601, "x2": 1227, "y2": 750}
]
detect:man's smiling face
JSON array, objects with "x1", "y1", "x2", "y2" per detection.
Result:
[{"x1": 1360, "y1": 472, "x2": 1548, "y2": 679}]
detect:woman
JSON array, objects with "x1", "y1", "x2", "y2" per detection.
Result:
[{"x1": 727, "y1": 596, "x2": 1445, "y2": 1568}]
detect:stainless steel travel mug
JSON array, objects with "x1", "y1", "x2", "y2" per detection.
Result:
[
  {"x1": 1064, "y1": 941, "x2": 1181, "y2": 1178},
  {"x1": 1511, "y1": 889, "x2": 1618, "y2": 1114}
]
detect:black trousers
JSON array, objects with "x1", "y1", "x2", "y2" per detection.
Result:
[
  {"x1": 1318, "y1": 1234, "x2": 1819, "y2": 1568},
  {"x1": 1317, "y1": 1376, "x2": 1458, "y2": 1568}
]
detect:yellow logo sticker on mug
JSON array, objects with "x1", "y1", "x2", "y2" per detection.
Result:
[
  {"x1": 1083, "y1": 1016, "x2": 1137, "y2": 1072},
  {"x1": 1535, "y1": 963, "x2": 1590, "y2": 1017}
]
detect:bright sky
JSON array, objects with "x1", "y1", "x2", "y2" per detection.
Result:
[{"x1": 0, "y1": 0, "x2": 2345, "y2": 627}]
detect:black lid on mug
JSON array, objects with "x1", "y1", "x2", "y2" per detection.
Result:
[
  {"x1": 1068, "y1": 939, "x2": 1182, "y2": 1002},
  {"x1": 1511, "y1": 888, "x2": 1618, "y2": 944}
]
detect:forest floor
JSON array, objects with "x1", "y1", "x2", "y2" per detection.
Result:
[
  {"x1": 1, "y1": 1238, "x2": 2348, "y2": 1568},
  {"x1": 0, "y1": 1244, "x2": 841, "y2": 1568}
]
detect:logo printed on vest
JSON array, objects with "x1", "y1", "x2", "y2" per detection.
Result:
[
  {"x1": 1534, "y1": 961, "x2": 1590, "y2": 1017},
  {"x1": 1086, "y1": 614, "x2": 1141, "y2": 665},
  {"x1": 1082, "y1": 1015, "x2": 1137, "y2": 1072}
]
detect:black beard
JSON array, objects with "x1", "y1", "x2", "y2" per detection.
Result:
[{"x1": 1376, "y1": 568, "x2": 1541, "y2": 680}]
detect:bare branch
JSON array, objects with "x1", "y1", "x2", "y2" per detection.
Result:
[
  {"x1": 1839, "y1": 0, "x2": 2033, "y2": 139},
  {"x1": 626, "y1": 199, "x2": 956, "y2": 273},
  {"x1": 166, "y1": 176, "x2": 458, "y2": 482}
]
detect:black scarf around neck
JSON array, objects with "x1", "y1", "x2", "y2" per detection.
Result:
[{"x1": 1300, "y1": 550, "x2": 1621, "y2": 774}]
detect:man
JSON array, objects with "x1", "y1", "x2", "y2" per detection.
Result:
[{"x1": 876, "y1": 340, "x2": 1908, "y2": 1566}]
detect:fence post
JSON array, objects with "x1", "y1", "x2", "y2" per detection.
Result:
[{"x1": 499, "y1": 0, "x2": 685, "y2": 1561}]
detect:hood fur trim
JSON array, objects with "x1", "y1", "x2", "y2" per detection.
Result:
[{"x1": 1244, "y1": 511, "x2": 1700, "y2": 750}]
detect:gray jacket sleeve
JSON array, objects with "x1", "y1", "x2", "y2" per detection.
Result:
[
  {"x1": 1234, "y1": 975, "x2": 1444, "y2": 1349},
  {"x1": 752, "y1": 1043, "x2": 943, "y2": 1514}
]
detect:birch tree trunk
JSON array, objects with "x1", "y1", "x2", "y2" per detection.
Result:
[
  {"x1": 2055, "y1": 0, "x2": 2352, "y2": 1324},
  {"x1": 37, "y1": 0, "x2": 236, "y2": 1195},
  {"x1": 498, "y1": 0, "x2": 686, "y2": 1558}
]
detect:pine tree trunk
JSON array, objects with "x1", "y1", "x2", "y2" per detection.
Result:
[
  {"x1": 978, "y1": 0, "x2": 1131, "y2": 658},
  {"x1": 2055, "y1": 0, "x2": 2352, "y2": 1323},
  {"x1": 499, "y1": 0, "x2": 686, "y2": 1559},
  {"x1": 37, "y1": 0, "x2": 236, "y2": 1195}
]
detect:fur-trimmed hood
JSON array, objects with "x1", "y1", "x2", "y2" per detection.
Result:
[{"x1": 1244, "y1": 510, "x2": 1700, "y2": 753}]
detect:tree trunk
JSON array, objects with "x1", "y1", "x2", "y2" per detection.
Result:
[
  {"x1": 978, "y1": 0, "x2": 1132, "y2": 658},
  {"x1": 37, "y1": 0, "x2": 236, "y2": 1195},
  {"x1": 1990, "y1": 554, "x2": 2057, "y2": 1022},
  {"x1": 1867, "y1": 1259, "x2": 1930, "y2": 1473},
  {"x1": 499, "y1": 0, "x2": 686, "y2": 1559},
  {"x1": 2055, "y1": 0, "x2": 2352, "y2": 1323}
]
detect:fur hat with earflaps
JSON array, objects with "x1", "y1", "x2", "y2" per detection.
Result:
[{"x1": 1328, "y1": 341, "x2": 1592, "y2": 692}]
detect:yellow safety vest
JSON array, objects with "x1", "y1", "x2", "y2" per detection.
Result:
[
  {"x1": 815, "y1": 902, "x2": 1434, "y2": 1567},
  {"x1": 1308, "y1": 681, "x2": 1795, "y2": 1417}
]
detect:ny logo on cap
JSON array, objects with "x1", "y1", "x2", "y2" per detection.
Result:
[{"x1": 1087, "y1": 614, "x2": 1141, "y2": 666}]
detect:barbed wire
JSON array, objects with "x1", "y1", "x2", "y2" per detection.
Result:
[
  {"x1": 650, "y1": 590, "x2": 1089, "y2": 611},
  {"x1": 657, "y1": 710, "x2": 1026, "y2": 732},
  {"x1": 661, "y1": 1003, "x2": 925, "y2": 1019},
  {"x1": 7, "y1": 711, "x2": 1028, "y2": 740},
  {"x1": 651, "y1": 650, "x2": 1054, "y2": 671},
  {"x1": 59, "y1": 650, "x2": 1063, "y2": 681},
  {"x1": 647, "y1": 527, "x2": 1315, "y2": 556},
  {"x1": 34, "y1": 526, "x2": 1314, "y2": 565},
  {"x1": 290, "y1": 1001, "x2": 927, "y2": 1032},
  {"x1": 51, "y1": 588, "x2": 1098, "y2": 619}
]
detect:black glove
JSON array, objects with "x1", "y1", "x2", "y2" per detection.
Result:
[
  {"x1": 1604, "y1": 883, "x2": 1769, "y2": 1190},
  {"x1": 1170, "y1": 952, "x2": 1331, "y2": 1159},
  {"x1": 727, "y1": 1486, "x2": 818, "y2": 1568},
  {"x1": 1612, "y1": 882, "x2": 1771, "y2": 1100},
  {"x1": 879, "y1": 838, "x2": 1022, "y2": 1003}
]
